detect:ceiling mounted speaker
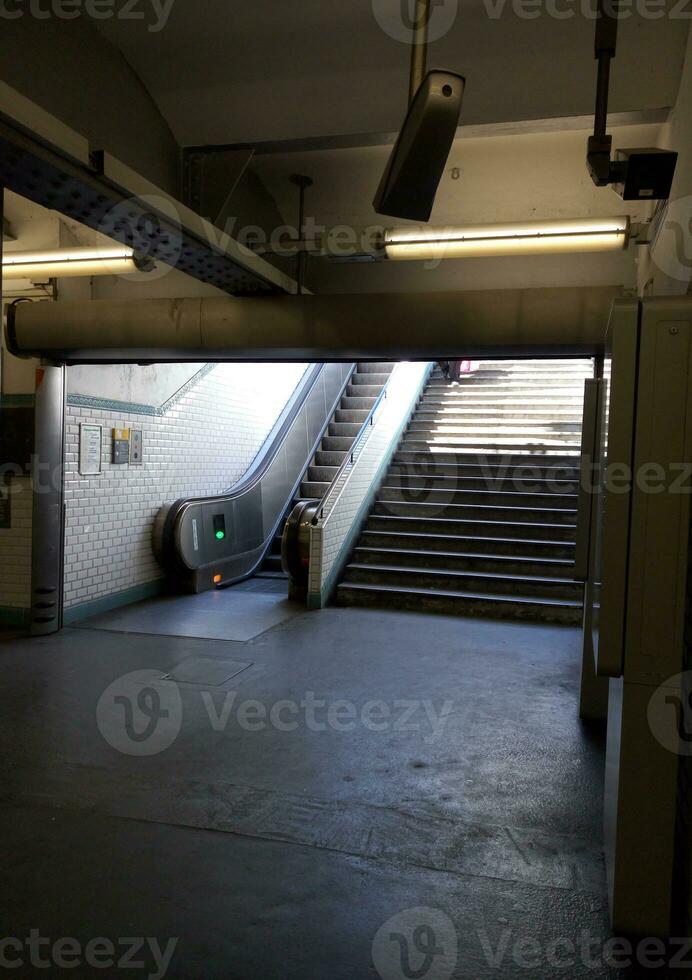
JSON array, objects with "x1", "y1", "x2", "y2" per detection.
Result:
[{"x1": 373, "y1": 70, "x2": 465, "y2": 223}]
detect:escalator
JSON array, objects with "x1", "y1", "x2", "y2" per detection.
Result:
[
  {"x1": 259, "y1": 362, "x2": 393, "y2": 577},
  {"x1": 153, "y1": 362, "x2": 393, "y2": 593}
]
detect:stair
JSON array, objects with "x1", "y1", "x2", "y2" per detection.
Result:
[
  {"x1": 336, "y1": 358, "x2": 593, "y2": 623},
  {"x1": 258, "y1": 362, "x2": 394, "y2": 577}
]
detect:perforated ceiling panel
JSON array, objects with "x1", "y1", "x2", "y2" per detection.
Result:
[{"x1": 0, "y1": 122, "x2": 282, "y2": 296}]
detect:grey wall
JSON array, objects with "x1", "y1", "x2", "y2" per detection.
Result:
[
  {"x1": 650, "y1": 23, "x2": 692, "y2": 295},
  {"x1": 67, "y1": 363, "x2": 207, "y2": 409},
  {"x1": 95, "y1": 1, "x2": 689, "y2": 145},
  {"x1": 0, "y1": 18, "x2": 180, "y2": 193}
]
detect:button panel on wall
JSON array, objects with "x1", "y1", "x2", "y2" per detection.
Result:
[{"x1": 112, "y1": 429, "x2": 130, "y2": 465}]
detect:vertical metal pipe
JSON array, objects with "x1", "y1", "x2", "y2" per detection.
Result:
[
  {"x1": 409, "y1": 0, "x2": 431, "y2": 103},
  {"x1": 574, "y1": 378, "x2": 601, "y2": 581},
  {"x1": 593, "y1": 0, "x2": 619, "y2": 139},
  {"x1": 296, "y1": 179, "x2": 306, "y2": 296},
  {"x1": 290, "y1": 174, "x2": 312, "y2": 296},
  {"x1": 594, "y1": 54, "x2": 611, "y2": 140}
]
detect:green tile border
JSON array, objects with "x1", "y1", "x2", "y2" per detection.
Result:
[
  {"x1": 63, "y1": 579, "x2": 165, "y2": 625},
  {"x1": 0, "y1": 394, "x2": 34, "y2": 408},
  {"x1": 161, "y1": 364, "x2": 217, "y2": 414},
  {"x1": 0, "y1": 606, "x2": 31, "y2": 627},
  {"x1": 67, "y1": 394, "x2": 159, "y2": 416},
  {"x1": 67, "y1": 364, "x2": 217, "y2": 417},
  {"x1": 1, "y1": 583, "x2": 167, "y2": 628}
]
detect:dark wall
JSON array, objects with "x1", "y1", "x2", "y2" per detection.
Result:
[
  {"x1": 0, "y1": 18, "x2": 180, "y2": 195},
  {"x1": 0, "y1": 405, "x2": 33, "y2": 474}
]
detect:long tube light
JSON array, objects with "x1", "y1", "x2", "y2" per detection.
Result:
[
  {"x1": 1, "y1": 246, "x2": 150, "y2": 280},
  {"x1": 384, "y1": 216, "x2": 630, "y2": 261}
]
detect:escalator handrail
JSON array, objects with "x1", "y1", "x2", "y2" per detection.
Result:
[
  {"x1": 280, "y1": 370, "x2": 393, "y2": 582},
  {"x1": 158, "y1": 362, "x2": 357, "y2": 578},
  {"x1": 313, "y1": 362, "x2": 435, "y2": 525},
  {"x1": 179, "y1": 363, "x2": 324, "y2": 513},
  {"x1": 222, "y1": 362, "x2": 325, "y2": 499},
  {"x1": 156, "y1": 364, "x2": 342, "y2": 573},
  {"x1": 170, "y1": 363, "x2": 355, "y2": 521}
]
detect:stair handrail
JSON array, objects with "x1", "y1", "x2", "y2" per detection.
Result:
[
  {"x1": 312, "y1": 371, "x2": 394, "y2": 524},
  {"x1": 281, "y1": 362, "x2": 435, "y2": 590},
  {"x1": 297, "y1": 361, "x2": 434, "y2": 606},
  {"x1": 317, "y1": 362, "x2": 435, "y2": 529}
]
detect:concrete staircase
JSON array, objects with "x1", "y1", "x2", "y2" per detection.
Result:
[
  {"x1": 259, "y1": 362, "x2": 394, "y2": 576},
  {"x1": 336, "y1": 359, "x2": 593, "y2": 622}
]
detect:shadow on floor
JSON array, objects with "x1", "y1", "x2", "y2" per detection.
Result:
[{"x1": 0, "y1": 591, "x2": 629, "y2": 979}]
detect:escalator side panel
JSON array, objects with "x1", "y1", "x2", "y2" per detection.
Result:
[{"x1": 160, "y1": 363, "x2": 355, "y2": 592}]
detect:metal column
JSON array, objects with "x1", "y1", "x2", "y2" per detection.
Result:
[
  {"x1": 577, "y1": 376, "x2": 610, "y2": 723},
  {"x1": 30, "y1": 363, "x2": 65, "y2": 635}
]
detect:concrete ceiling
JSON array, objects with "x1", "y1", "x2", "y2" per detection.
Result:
[
  {"x1": 90, "y1": 2, "x2": 688, "y2": 294},
  {"x1": 248, "y1": 120, "x2": 660, "y2": 293},
  {"x1": 94, "y1": 1, "x2": 689, "y2": 145},
  {"x1": 253, "y1": 123, "x2": 660, "y2": 232},
  {"x1": 7, "y1": 5, "x2": 688, "y2": 300}
]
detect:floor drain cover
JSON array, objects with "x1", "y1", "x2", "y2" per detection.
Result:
[{"x1": 162, "y1": 657, "x2": 252, "y2": 686}]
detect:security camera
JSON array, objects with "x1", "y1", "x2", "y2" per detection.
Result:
[
  {"x1": 611, "y1": 148, "x2": 678, "y2": 202},
  {"x1": 587, "y1": 1, "x2": 677, "y2": 201},
  {"x1": 373, "y1": 70, "x2": 465, "y2": 223}
]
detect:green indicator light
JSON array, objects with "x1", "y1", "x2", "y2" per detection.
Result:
[{"x1": 215, "y1": 530, "x2": 225, "y2": 540}]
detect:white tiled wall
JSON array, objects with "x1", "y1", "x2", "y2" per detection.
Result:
[
  {"x1": 0, "y1": 476, "x2": 32, "y2": 612},
  {"x1": 64, "y1": 362, "x2": 307, "y2": 611},
  {"x1": 307, "y1": 362, "x2": 432, "y2": 604}
]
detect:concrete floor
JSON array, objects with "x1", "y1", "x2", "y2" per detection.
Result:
[{"x1": 0, "y1": 588, "x2": 629, "y2": 978}]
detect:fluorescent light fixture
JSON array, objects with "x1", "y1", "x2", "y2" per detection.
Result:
[
  {"x1": 2, "y1": 246, "x2": 150, "y2": 280},
  {"x1": 384, "y1": 216, "x2": 630, "y2": 261}
]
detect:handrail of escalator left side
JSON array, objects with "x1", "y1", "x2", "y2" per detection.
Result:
[
  {"x1": 153, "y1": 363, "x2": 356, "y2": 591},
  {"x1": 153, "y1": 363, "x2": 320, "y2": 571}
]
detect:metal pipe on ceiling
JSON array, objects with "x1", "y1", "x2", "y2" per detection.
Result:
[
  {"x1": 409, "y1": 0, "x2": 431, "y2": 103},
  {"x1": 6, "y1": 286, "x2": 621, "y2": 363},
  {"x1": 0, "y1": 110, "x2": 293, "y2": 297}
]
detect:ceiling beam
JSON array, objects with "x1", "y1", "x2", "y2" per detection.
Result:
[
  {"x1": 8, "y1": 285, "x2": 622, "y2": 363},
  {"x1": 0, "y1": 85, "x2": 296, "y2": 296},
  {"x1": 184, "y1": 108, "x2": 670, "y2": 158}
]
